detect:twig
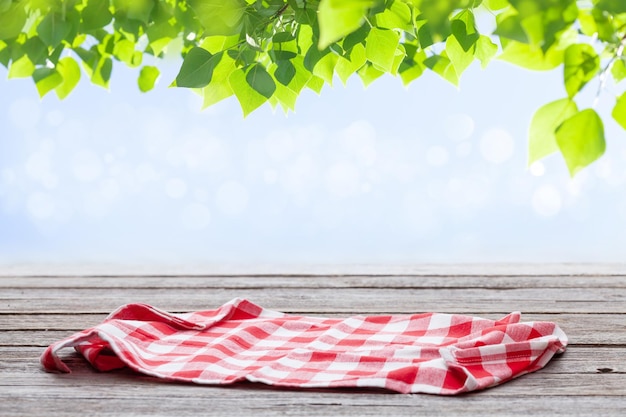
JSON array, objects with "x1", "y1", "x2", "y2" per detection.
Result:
[{"x1": 593, "y1": 34, "x2": 626, "y2": 108}]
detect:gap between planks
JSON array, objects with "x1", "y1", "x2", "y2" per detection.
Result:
[
  {"x1": 3, "y1": 275, "x2": 626, "y2": 289},
  {"x1": 3, "y1": 263, "x2": 626, "y2": 277}
]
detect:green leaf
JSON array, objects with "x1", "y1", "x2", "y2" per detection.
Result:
[
  {"x1": 227, "y1": 46, "x2": 257, "y2": 67},
  {"x1": 271, "y1": 49, "x2": 297, "y2": 62},
  {"x1": 519, "y1": 13, "x2": 544, "y2": 46},
  {"x1": 416, "y1": 0, "x2": 455, "y2": 42},
  {"x1": 293, "y1": 2, "x2": 317, "y2": 25},
  {"x1": 357, "y1": 62, "x2": 384, "y2": 87},
  {"x1": 71, "y1": 34, "x2": 87, "y2": 49},
  {"x1": 38, "y1": 13, "x2": 72, "y2": 48},
  {"x1": 343, "y1": 24, "x2": 370, "y2": 52},
  {"x1": 0, "y1": 1, "x2": 27, "y2": 40},
  {"x1": 176, "y1": 47, "x2": 220, "y2": 88},
  {"x1": 97, "y1": 33, "x2": 117, "y2": 57},
  {"x1": 417, "y1": 22, "x2": 435, "y2": 49},
  {"x1": 475, "y1": 36, "x2": 498, "y2": 68},
  {"x1": 494, "y1": 14, "x2": 528, "y2": 43},
  {"x1": 611, "y1": 58, "x2": 626, "y2": 83},
  {"x1": 318, "y1": 0, "x2": 376, "y2": 49},
  {"x1": 304, "y1": 43, "x2": 330, "y2": 71},
  {"x1": 451, "y1": 10, "x2": 479, "y2": 52},
  {"x1": 555, "y1": 109, "x2": 605, "y2": 177},
  {"x1": 297, "y1": 22, "x2": 315, "y2": 54},
  {"x1": 446, "y1": 33, "x2": 474, "y2": 77},
  {"x1": 202, "y1": 80, "x2": 234, "y2": 108},
  {"x1": 591, "y1": 7, "x2": 618, "y2": 42},
  {"x1": 32, "y1": 68, "x2": 63, "y2": 98},
  {"x1": 273, "y1": 82, "x2": 298, "y2": 113},
  {"x1": 273, "y1": 32, "x2": 295, "y2": 43},
  {"x1": 304, "y1": 44, "x2": 338, "y2": 85},
  {"x1": 399, "y1": 45, "x2": 426, "y2": 86},
  {"x1": 8, "y1": 55, "x2": 34, "y2": 79},
  {"x1": 528, "y1": 98, "x2": 578, "y2": 165},
  {"x1": 0, "y1": 41, "x2": 10, "y2": 67},
  {"x1": 578, "y1": 10, "x2": 597, "y2": 37},
  {"x1": 612, "y1": 92, "x2": 626, "y2": 131},
  {"x1": 563, "y1": 44, "x2": 600, "y2": 98},
  {"x1": 146, "y1": 20, "x2": 178, "y2": 56},
  {"x1": 365, "y1": 28, "x2": 400, "y2": 73},
  {"x1": 498, "y1": 40, "x2": 563, "y2": 70},
  {"x1": 146, "y1": 20, "x2": 179, "y2": 42},
  {"x1": 190, "y1": 0, "x2": 246, "y2": 36},
  {"x1": 424, "y1": 54, "x2": 458, "y2": 86},
  {"x1": 274, "y1": 60, "x2": 296, "y2": 86},
  {"x1": 270, "y1": 33, "x2": 298, "y2": 62},
  {"x1": 138, "y1": 65, "x2": 159, "y2": 92},
  {"x1": 229, "y1": 67, "x2": 268, "y2": 116},
  {"x1": 201, "y1": 53, "x2": 237, "y2": 108},
  {"x1": 335, "y1": 43, "x2": 366, "y2": 84},
  {"x1": 390, "y1": 45, "x2": 405, "y2": 75},
  {"x1": 375, "y1": 0, "x2": 412, "y2": 30},
  {"x1": 48, "y1": 44, "x2": 66, "y2": 66},
  {"x1": 113, "y1": 0, "x2": 155, "y2": 23},
  {"x1": 55, "y1": 57, "x2": 81, "y2": 99},
  {"x1": 311, "y1": 51, "x2": 338, "y2": 84},
  {"x1": 399, "y1": 63, "x2": 424, "y2": 85},
  {"x1": 113, "y1": 39, "x2": 142, "y2": 67},
  {"x1": 508, "y1": 0, "x2": 578, "y2": 51},
  {"x1": 596, "y1": 0, "x2": 626, "y2": 14},
  {"x1": 307, "y1": 75, "x2": 325, "y2": 94},
  {"x1": 484, "y1": 0, "x2": 510, "y2": 10},
  {"x1": 201, "y1": 35, "x2": 240, "y2": 54},
  {"x1": 22, "y1": 37, "x2": 48, "y2": 65},
  {"x1": 92, "y1": 56, "x2": 113, "y2": 89},
  {"x1": 74, "y1": 46, "x2": 97, "y2": 76},
  {"x1": 245, "y1": 64, "x2": 276, "y2": 99},
  {"x1": 286, "y1": 56, "x2": 313, "y2": 95},
  {"x1": 82, "y1": 0, "x2": 114, "y2": 31}
]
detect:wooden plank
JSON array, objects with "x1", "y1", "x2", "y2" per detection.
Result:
[
  {"x1": 2, "y1": 287, "x2": 624, "y2": 314},
  {"x1": 3, "y1": 275, "x2": 626, "y2": 289},
  {"x1": 3, "y1": 263, "x2": 626, "y2": 277},
  {"x1": 2, "y1": 346, "x2": 622, "y2": 375},
  {"x1": 0, "y1": 313, "x2": 623, "y2": 345},
  {"x1": 2, "y1": 354, "x2": 626, "y2": 405},
  {"x1": 2, "y1": 266, "x2": 624, "y2": 417},
  {"x1": 0, "y1": 342, "x2": 626, "y2": 416},
  {"x1": 2, "y1": 372, "x2": 626, "y2": 397},
  {"x1": 0, "y1": 313, "x2": 107, "y2": 330},
  {"x1": 1, "y1": 313, "x2": 623, "y2": 345},
  {"x1": 2, "y1": 394, "x2": 626, "y2": 417},
  {"x1": 1, "y1": 357, "x2": 626, "y2": 396}
]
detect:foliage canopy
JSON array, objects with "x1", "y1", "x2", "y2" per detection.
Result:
[{"x1": 2, "y1": 0, "x2": 626, "y2": 175}]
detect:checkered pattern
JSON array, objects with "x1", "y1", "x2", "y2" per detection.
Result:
[{"x1": 41, "y1": 298, "x2": 567, "y2": 394}]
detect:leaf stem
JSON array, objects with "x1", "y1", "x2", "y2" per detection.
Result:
[
  {"x1": 593, "y1": 35, "x2": 626, "y2": 108},
  {"x1": 272, "y1": 4, "x2": 290, "y2": 21}
]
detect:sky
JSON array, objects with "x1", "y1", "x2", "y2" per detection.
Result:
[{"x1": 2, "y1": 48, "x2": 626, "y2": 264}]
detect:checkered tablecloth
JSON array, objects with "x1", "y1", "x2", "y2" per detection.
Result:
[{"x1": 41, "y1": 298, "x2": 567, "y2": 394}]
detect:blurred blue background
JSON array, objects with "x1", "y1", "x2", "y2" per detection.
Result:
[{"x1": 2, "y1": 54, "x2": 626, "y2": 264}]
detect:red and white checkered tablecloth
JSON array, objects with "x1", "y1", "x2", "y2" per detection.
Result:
[{"x1": 41, "y1": 298, "x2": 567, "y2": 394}]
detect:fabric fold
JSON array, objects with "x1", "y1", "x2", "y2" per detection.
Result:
[{"x1": 41, "y1": 298, "x2": 567, "y2": 394}]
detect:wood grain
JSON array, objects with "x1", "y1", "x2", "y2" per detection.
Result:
[
  {"x1": 3, "y1": 275, "x2": 626, "y2": 288},
  {"x1": 1, "y1": 266, "x2": 625, "y2": 416},
  {"x1": 2, "y1": 286, "x2": 625, "y2": 314}
]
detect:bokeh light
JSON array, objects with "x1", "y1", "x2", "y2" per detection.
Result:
[{"x1": 1, "y1": 60, "x2": 626, "y2": 263}]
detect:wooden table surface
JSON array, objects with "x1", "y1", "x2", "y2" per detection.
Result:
[{"x1": 1, "y1": 264, "x2": 625, "y2": 416}]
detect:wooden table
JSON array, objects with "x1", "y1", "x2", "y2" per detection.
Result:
[{"x1": 2, "y1": 264, "x2": 625, "y2": 416}]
